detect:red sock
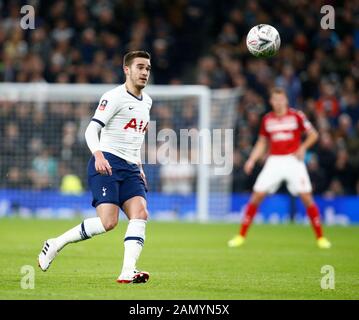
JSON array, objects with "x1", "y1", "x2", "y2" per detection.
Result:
[
  {"x1": 306, "y1": 204, "x2": 323, "y2": 239},
  {"x1": 240, "y1": 203, "x2": 257, "y2": 237}
]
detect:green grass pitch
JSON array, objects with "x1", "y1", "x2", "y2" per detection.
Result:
[{"x1": 0, "y1": 218, "x2": 358, "y2": 300}]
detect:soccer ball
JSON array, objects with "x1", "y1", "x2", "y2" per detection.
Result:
[{"x1": 246, "y1": 24, "x2": 281, "y2": 58}]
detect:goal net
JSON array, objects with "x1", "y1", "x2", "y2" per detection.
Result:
[{"x1": 0, "y1": 83, "x2": 241, "y2": 221}]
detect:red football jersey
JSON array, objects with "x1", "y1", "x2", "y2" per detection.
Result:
[{"x1": 259, "y1": 108, "x2": 313, "y2": 155}]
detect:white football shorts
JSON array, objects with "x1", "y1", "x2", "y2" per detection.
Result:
[{"x1": 253, "y1": 155, "x2": 312, "y2": 195}]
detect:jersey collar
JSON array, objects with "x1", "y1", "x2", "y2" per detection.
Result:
[
  {"x1": 273, "y1": 108, "x2": 289, "y2": 118},
  {"x1": 126, "y1": 90, "x2": 143, "y2": 101}
]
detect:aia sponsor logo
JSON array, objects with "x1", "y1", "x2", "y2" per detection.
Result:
[
  {"x1": 266, "y1": 116, "x2": 298, "y2": 132},
  {"x1": 123, "y1": 118, "x2": 148, "y2": 133},
  {"x1": 271, "y1": 131, "x2": 294, "y2": 141}
]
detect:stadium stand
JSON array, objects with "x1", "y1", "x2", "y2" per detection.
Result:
[{"x1": 0, "y1": 0, "x2": 358, "y2": 197}]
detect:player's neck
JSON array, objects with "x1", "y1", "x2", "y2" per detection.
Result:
[
  {"x1": 125, "y1": 82, "x2": 142, "y2": 98},
  {"x1": 274, "y1": 107, "x2": 288, "y2": 117}
]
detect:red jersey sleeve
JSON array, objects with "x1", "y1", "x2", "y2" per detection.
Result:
[
  {"x1": 296, "y1": 110, "x2": 313, "y2": 133},
  {"x1": 259, "y1": 116, "x2": 269, "y2": 137}
]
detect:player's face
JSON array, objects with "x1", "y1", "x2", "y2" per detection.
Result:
[
  {"x1": 270, "y1": 93, "x2": 288, "y2": 114},
  {"x1": 125, "y1": 58, "x2": 151, "y2": 89}
]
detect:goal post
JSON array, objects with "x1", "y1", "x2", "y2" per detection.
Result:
[
  {"x1": 0, "y1": 83, "x2": 240, "y2": 221},
  {"x1": 143, "y1": 85, "x2": 211, "y2": 222}
]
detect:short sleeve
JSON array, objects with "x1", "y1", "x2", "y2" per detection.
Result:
[
  {"x1": 92, "y1": 92, "x2": 119, "y2": 127},
  {"x1": 297, "y1": 111, "x2": 313, "y2": 132},
  {"x1": 259, "y1": 117, "x2": 269, "y2": 137}
]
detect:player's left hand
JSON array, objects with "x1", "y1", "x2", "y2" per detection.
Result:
[{"x1": 294, "y1": 146, "x2": 306, "y2": 160}]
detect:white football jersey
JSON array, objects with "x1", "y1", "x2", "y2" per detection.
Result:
[{"x1": 92, "y1": 84, "x2": 152, "y2": 164}]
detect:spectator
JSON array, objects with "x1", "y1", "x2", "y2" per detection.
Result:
[
  {"x1": 301, "y1": 62, "x2": 321, "y2": 100},
  {"x1": 60, "y1": 168, "x2": 84, "y2": 195},
  {"x1": 335, "y1": 113, "x2": 354, "y2": 142},
  {"x1": 232, "y1": 150, "x2": 250, "y2": 192},
  {"x1": 160, "y1": 149, "x2": 195, "y2": 195},
  {"x1": 275, "y1": 64, "x2": 302, "y2": 107},
  {"x1": 333, "y1": 149, "x2": 356, "y2": 193},
  {"x1": 324, "y1": 179, "x2": 345, "y2": 198},
  {"x1": 0, "y1": 122, "x2": 25, "y2": 170},
  {"x1": 30, "y1": 148, "x2": 58, "y2": 190},
  {"x1": 315, "y1": 82, "x2": 340, "y2": 123},
  {"x1": 306, "y1": 154, "x2": 327, "y2": 194},
  {"x1": 316, "y1": 132, "x2": 337, "y2": 186}
]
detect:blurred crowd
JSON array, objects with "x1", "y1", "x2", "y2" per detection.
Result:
[
  {"x1": 0, "y1": 0, "x2": 358, "y2": 196},
  {"x1": 0, "y1": 101, "x2": 91, "y2": 192}
]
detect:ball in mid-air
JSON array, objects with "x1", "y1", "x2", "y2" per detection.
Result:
[{"x1": 246, "y1": 24, "x2": 281, "y2": 58}]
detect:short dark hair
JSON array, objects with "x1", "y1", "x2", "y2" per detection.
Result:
[
  {"x1": 123, "y1": 51, "x2": 151, "y2": 66},
  {"x1": 269, "y1": 87, "x2": 287, "y2": 97}
]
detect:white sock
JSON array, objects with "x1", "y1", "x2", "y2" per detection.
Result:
[
  {"x1": 55, "y1": 217, "x2": 106, "y2": 251},
  {"x1": 121, "y1": 219, "x2": 147, "y2": 275}
]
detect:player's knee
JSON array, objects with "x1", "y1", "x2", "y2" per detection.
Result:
[
  {"x1": 251, "y1": 192, "x2": 266, "y2": 206},
  {"x1": 136, "y1": 207, "x2": 148, "y2": 220},
  {"x1": 102, "y1": 218, "x2": 118, "y2": 231},
  {"x1": 300, "y1": 193, "x2": 313, "y2": 207}
]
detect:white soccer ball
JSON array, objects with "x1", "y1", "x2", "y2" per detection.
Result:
[{"x1": 246, "y1": 24, "x2": 281, "y2": 58}]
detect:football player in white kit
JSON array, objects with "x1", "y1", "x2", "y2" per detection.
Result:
[
  {"x1": 228, "y1": 87, "x2": 331, "y2": 249},
  {"x1": 38, "y1": 51, "x2": 152, "y2": 283}
]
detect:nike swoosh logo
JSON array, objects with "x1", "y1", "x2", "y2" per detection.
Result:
[{"x1": 129, "y1": 107, "x2": 134, "y2": 110}]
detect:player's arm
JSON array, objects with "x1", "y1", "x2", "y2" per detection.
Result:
[
  {"x1": 244, "y1": 136, "x2": 267, "y2": 175},
  {"x1": 294, "y1": 111, "x2": 318, "y2": 160},
  {"x1": 84, "y1": 94, "x2": 119, "y2": 176},
  {"x1": 85, "y1": 121, "x2": 112, "y2": 176},
  {"x1": 295, "y1": 128, "x2": 319, "y2": 160}
]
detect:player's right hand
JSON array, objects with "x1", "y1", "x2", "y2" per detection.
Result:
[
  {"x1": 94, "y1": 151, "x2": 112, "y2": 175},
  {"x1": 244, "y1": 159, "x2": 255, "y2": 175}
]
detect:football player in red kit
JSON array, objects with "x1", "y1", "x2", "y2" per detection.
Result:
[{"x1": 229, "y1": 87, "x2": 331, "y2": 249}]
